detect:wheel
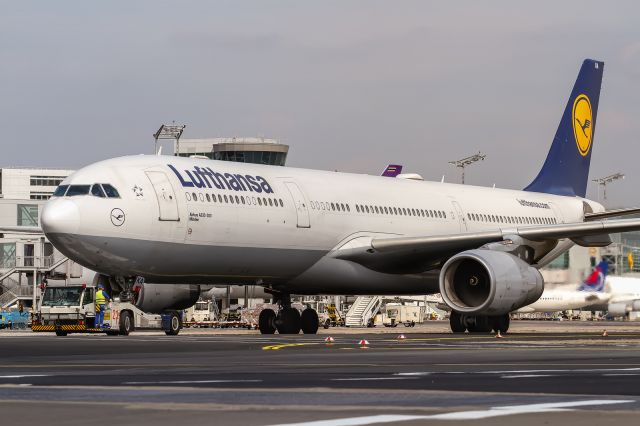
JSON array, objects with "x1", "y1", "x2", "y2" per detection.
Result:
[
  {"x1": 489, "y1": 314, "x2": 510, "y2": 333},
  {"x1": 259, "y1": 308, "x2": 277, "y2": 334},
  {"x1": 323, "y1": 319, "x2": 331, "y2": 329},
  {"x1": 55, "y1": 330, "x2": 67, "y2": 337},
  {"x1": 165, "y1": 311, "x2": 181, "y2": 336},
  {"x1": 276, "y1": 307, "x2": 301, "y2": 334},
  {"x1": 467, "y1": 315, "x2": 492, "y2": 333},
  {"x1": 300, "y1": 309, "x2": 319, "y2": 334},
  {"x1": 449, "y1": 311, "x2": 466, "y2": 333},
  {"x1": 119, "y1": 311, "x2": 133, "y2": 336}
]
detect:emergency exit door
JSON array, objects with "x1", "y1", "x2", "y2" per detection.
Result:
[
  {"x1": 145, "y1": 171, "x2": 180, "y2": 221},
  {"x1": 284, "y1": 181, "x2": 310, "y2": 228}
]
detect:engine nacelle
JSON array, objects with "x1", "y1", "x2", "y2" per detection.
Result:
[
  {"x1": 439, "y1": 249, "x2": 544, "y2": 316},
  {"x1": 607, "y1": 302, "x2": 630, "y2": 317},
  {"x1": 135, "y1": 283, "x2": 200, "y2": 314}
]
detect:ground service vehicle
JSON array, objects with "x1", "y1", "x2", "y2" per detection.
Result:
[
  {"x1": 381, "y1": 304, "x2": 424, "y2": 327},
  {"x1": 31, "y1": 284, "x2": 182, "y2": 336}
]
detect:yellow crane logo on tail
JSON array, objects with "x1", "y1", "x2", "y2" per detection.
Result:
[{"x1": 572, "y1": 94, "x2": 593, "y2": 156}]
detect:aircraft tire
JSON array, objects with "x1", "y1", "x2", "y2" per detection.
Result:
[
  {"x1": 449, "y1": 312, "x2": 466, "y2": 333},
  {"x1": 467, "y1": 315, "x2": 492, "y2": 333},
  {"x1": 259, "y1": 308, "x2": 277, "y2": 334},
  {"x1": 300, "y1": 309, "x2": 319, "y2": 334},
  {"x1": 489, "y1": 314, "x2": 510, "y2": 333},
  {"x1": 55, "y1": 330, "x2": 67, "y2": 337},
  {"x1": 119, "y1": 311, "x2": 133, "y2": 336},
  {"x1": 165, "y1": 311, "x2": 181, "y2": 336},
  {"x1": 276, "y1": 307, "x2": 301, "y2": 334}
]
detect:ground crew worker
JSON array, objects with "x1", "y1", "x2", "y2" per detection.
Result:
[{"x1": 95, "y1": 284, "x2": 110, "y2": 328}]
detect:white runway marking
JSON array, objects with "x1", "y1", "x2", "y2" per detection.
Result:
[
  {"x1": 269, "y1": 399, "x2": 634, "y2": 426},
  {"x1": 122, "y1": 379, "x2": 262, "y2": 385},
  {"x1": 501, "y1": 374, "x2": 554, "y2": 379},
  {"x1": 0, "y1": 375, "x2": 49, "y2": 379},
  {"x1": 331, "y1": 377, "x2": 415, "y2": 382},
  {"x1": 393, "y1": 372, "x2": 431, "y2": 376}
]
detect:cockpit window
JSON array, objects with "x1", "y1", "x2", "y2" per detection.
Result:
[
  {"x1": 52, "y1": 185, "x2": 69, "y2": 197},
  {"x1": 101, "y1": 184, "x2": 120, "y2": 198},
  {"x1": 66, "y1": 185, "x2": 91, "y2": 196},
  {"x1": 91, "y1": 184, "x2": 106, "y2": 198}
]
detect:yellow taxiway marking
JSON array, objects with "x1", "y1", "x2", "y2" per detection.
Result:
[{"x1": 262, "y1": 343, "x2": 318, "y2": 351}]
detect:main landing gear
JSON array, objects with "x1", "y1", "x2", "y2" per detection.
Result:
[
  {"x1": 258, "y1": 295, "x2": 319, "y2": 335},
  {"x1": 449, "y1": 311, "x2": 510, "y2": 334}
]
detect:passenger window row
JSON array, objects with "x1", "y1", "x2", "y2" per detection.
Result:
[
  {"x1": 467, "y1": 213, "x2": 556, "y2": 225},
  {"x1": 356, "y1": 204, "x2": 446, "y2": 219},
  {"x1": 310, "y1": 201, "x2": 351, "y2": 212},
  {"x1": 186, "y1": 191, "x2": 284, "y2": 208},
  {"x1": 53, "y1": 184, "x2": 120, "y2": 198}
]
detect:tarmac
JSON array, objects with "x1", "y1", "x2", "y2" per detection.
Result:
[{"x1": 1, "y1": 320, "x2": 640, "y2": 425}]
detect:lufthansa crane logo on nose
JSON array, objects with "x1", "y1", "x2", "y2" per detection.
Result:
[
  {"x1": 572, "y1": 93, "x2": 593, "y2": 157},
  {"x1": 110, "y1": 208, "x2": 125, "y2": 227}
]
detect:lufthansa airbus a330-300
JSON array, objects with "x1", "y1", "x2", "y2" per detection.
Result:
[{"x1": 18, "y1": 59, "x2": 640, "y2": 334}]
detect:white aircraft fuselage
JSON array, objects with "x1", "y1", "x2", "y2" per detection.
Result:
[{"x1": 41, "y1": 154, "x2": 592, "y2": 295}]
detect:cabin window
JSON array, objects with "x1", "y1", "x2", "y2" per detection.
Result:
[
  {"x1": 53, "y1": 185, "x2": 69, "y2": 197},
  {"x1": 101, "y1": 184, "x2": 120, "y2": 198},
  {"x1": 66, "y1": 185, "x2": 91, "y2": 196},
  {"x1": 91, "y1": 184, "x2": 106, "y2": 198}
]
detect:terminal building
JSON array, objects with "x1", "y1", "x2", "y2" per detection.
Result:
[
  {"x1": 0, "y1": 167, "x2": 74, "y2": 200},
  {"x1": 175, "y1": 137, "x2": 289, "y2": 166}
]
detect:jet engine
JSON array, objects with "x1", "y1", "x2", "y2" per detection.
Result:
[
  {"x1": 607, "y1": 302, "x2": 630, "y2": 317},
  {"x1": 134, "y1": 283, "x2": 201, "y2": 313},
  {"x1": 439, "y1": 249, "x2": 544, "y2": 316}
]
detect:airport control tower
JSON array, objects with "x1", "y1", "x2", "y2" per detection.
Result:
[{"x1": 176, "y1": 137, "x2": 289, "y2": 166}]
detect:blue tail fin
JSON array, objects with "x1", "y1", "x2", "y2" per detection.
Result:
[
  {"x1": 578, "y1": 260, "x2": 608, "y2": 292},
  {"x1": 524, "y1": 59, "x2": 604, "y2": 197}
]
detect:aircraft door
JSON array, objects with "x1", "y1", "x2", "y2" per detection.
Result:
[
  {"x1": 145, "y1": 171, "x2": 180, "y2": 221},
  {"x1": 548, "y1": 202, "x2": 565, "y2": 224},
  {"x1": 284, "y1": 181, "x2": 310, "y2": 228},
  {"x1": 451, "y1": 200, "x2": 467, "y2": 232}
]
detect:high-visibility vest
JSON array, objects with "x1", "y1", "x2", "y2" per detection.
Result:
[{"x1": 96, "y1": 289, "x2": 107, "y2": 305}]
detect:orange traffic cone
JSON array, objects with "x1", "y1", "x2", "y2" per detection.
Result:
[
  {"x1": 495, "y1": 330, "x2": 504, "y2": 339},
  {"x1": 602, "y1": 329, "x2": 608, "y2": 337},
  {"x1": 397, "y1": 334, "x2": 406, "y2": 341},
  {"x1": 359, "y1": 339, "x2": 370, "y2": 348},
  {"x1": 324, "y1": 336, "x2": 335, "y2": 344}
]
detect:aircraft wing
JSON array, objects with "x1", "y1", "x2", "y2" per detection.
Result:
[
  {"x1": 584, "y1": 207, "x2": 640, "y2": 221},
  {"x1": 0, "y1": 226, "x2": 43, "y2": 234},
  {"x1": 332, "y1": 218, "x2": 640, "y2": 274}
]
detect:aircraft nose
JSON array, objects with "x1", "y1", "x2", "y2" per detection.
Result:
[{"x1": 41, "y1": 199, "x2": 80, "y2": 235}]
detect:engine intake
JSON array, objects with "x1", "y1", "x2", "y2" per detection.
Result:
[{"x1": 439, "y1": 249, "x2": 544, "y2": 315}]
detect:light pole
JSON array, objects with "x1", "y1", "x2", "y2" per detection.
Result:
[
  {"x1": 448, "y1": 152, "x2": 486, "y2": 184},
  {"x1": 592, "y1": 172, "x2": 625, "y2": 202},
  {"x1": 153, "y1": 123, "x2": 186, "y2": 156}
]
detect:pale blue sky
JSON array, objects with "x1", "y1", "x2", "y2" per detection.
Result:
[{"x1": 2, "y1": 1, "x2": 640, "y2": 206}]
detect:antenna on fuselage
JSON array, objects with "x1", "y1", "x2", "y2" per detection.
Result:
[{"x1": 154, "y1": 123, "x2": 186, "y2": 156}]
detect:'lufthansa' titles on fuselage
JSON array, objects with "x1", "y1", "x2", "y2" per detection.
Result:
[{"x1": 168, "y1": 164, "x2": 274, "y2": 193}]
